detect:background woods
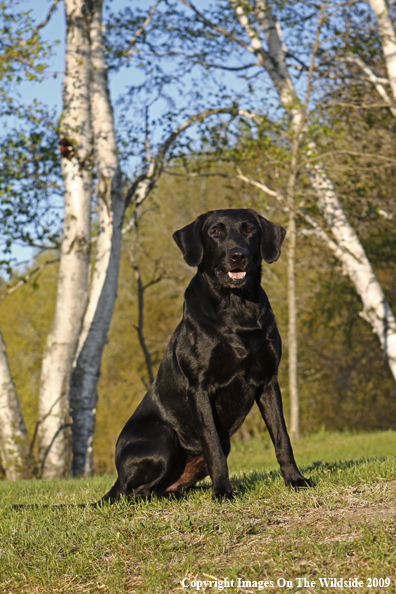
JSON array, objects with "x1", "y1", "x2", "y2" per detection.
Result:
[{"x1": 0, "y1": 0, "x2": 395, "y2": 478}]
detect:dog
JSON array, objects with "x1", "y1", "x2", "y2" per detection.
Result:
[{"x1": 101, "y1": 208, "x2": 312, "y2": 504}]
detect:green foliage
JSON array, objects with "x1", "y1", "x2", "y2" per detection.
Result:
[
  {"x1": 0, "y1": 0, "x2": 52, "y2": 94},
  {"x1": 0, "y1": 254, "x2": 58, "y2": 451},
  {"x1": 0, "y1": 105, "x2": 62, "y2": 271},
  {"x1": 0, "y1": 1, "x2": 61, "y2": 272}
]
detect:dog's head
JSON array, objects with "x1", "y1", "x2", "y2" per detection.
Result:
[{"x1": 173, "y1": 209, "x2": 286, "y2": 289}]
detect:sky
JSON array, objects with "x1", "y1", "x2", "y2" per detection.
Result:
[
  {"x1": 11, "y1": 0, "x2": 239, "y2": 267},
  {"x1": 8, "y1": 0, "x2": 317, "y2": 269}
]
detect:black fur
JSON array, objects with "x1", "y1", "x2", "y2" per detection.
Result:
[{"x1": 101, "y1": 208, "x2": 312, "y2": 504}]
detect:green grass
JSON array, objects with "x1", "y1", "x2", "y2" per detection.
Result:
[
  {"x1": 229, "y1": 428, "x2": 396, "y2": 473},
  {"x1": 1, "y1": 430, "x2": 396, "y2": 593}
]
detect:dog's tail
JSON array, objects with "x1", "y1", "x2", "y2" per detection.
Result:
[{"x1": 95, "y1": 478, "x2": 122, "y2": 507}]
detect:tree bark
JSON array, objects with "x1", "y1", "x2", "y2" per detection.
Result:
[
  {"x1": 368, "y1": 0, "x2": 396, "y2": 101},
  {"x1": 286, "y1": 137, "x2": 300, "y2": 441},
  {"x1": 38, "y1": 0, "x2": 92, "y2": 479},
  {"x1": 0, "y1": 329, "x2": 29, "y2": 479},
  {"x1": 68, "y1": 0, "x2": 125, "y2": 477},
  {"x1": 287, "y1": 208, "x2": 299, "y2": 440}
]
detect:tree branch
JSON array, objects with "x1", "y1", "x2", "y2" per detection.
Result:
[
  {"x1": 127, "y1": 0, "x2": 161, "y2": 51},
  {"x1": 0, "y1": 259, "x2": 59, "y2": 305},
  {"x1": 191, "y1": 60, "x2": 259, "y2": 71},
  {"x1": 233, "y1": 165, "x2": 286, "y2": 205},
  {"x1": 122, "y1": 106, "x2": 259, "y2": 236},
  {"x1": 34, "y1": 0, "x2": 61, "y2": 34},
  {"x1": 129, "y1": 252, "x2": 155, "y2": 385},
  {"x1": 178, "y1": 0, "x2": 256, "y2": 54},
  {"x1": 298, "y1": 211, "x2": 351, "y2": 262},
  {"x1": 343, "y1": 54, "x2": 396, "y2": 118},
  {"x1": 230, "y1": 0, "x2": 269, "y2": 63}
]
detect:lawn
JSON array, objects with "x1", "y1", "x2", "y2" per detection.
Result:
[{"x1": 1, "y1": 430, "x2": 396, "y2": 593}]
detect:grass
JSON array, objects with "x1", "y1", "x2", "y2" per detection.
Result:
[
  {"x1": 1, "y1": 430, "x2": 396, "y2": 593},
  {"x1": 229, "y1": 428, "x2": 396, "y2": 473}
]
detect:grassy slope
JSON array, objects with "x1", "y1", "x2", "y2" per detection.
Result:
[
  {"x1": 229, "y1": 429, "x2": 396, "y2": 473},
  {"x1": 1, "y1": 431, "x2": 396, "y2": 594}
]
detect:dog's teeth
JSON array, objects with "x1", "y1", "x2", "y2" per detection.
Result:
[{"x1": 228, "y1": 271, "x2": 246, "y2": 279}]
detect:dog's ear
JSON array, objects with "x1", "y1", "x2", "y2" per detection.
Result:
[
  {"x1": 173, "y1": 214, "x2": 205, "y2": 267},
  {"x1": 253, "y1": 212, "x2": 286, "y2": 263}
]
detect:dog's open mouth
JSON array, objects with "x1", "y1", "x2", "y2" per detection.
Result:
[
  {"x1": 216, "y1": 268, "x2": 247, "y2": 284},
  {"x1": 227, "y1": 269, "x2": 246, "y2": 280}
]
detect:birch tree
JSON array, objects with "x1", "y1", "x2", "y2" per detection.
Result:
[
  {"x1": 236, "y1": 0, "x2": 396, "y2": 391},
  {"x1": 0, "y1": 330, "x2": 29, "y2": 479},
  {"x1": 367, "y1": 0, "x2": 396, "y2": 101},
  {"x1": 345, "y1": 1, "x2": 396, "y2": 120},
  {"x1": 37, "y1": 0, "x2": 93, "y2": 479},
  {"x1": 67, "y1": 0, "x2": 125, "y2": 477}
]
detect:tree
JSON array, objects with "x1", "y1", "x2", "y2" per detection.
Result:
[
  {"x1": 0, "y1": 329, "x2": 29, "y2": 479},
  {"x1": 152, "y1": 0, "x2": 396, "y2": 400},
  {"x1": 35, "y1": 0, "x2": 261, "y2": 477},
  {"x1": 37, "y1": 0, "x2": 93, "y2": 479},
  {"x1": 67, "y1": 0, "x2": 125, "y2": 477},
  {"x1": 368, "y1": 0, "x2": 396, "y2": 101},
  {"x1": 0, "y1": 0, "x2": 58, "y2": 479}
]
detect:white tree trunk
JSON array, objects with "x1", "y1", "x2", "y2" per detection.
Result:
[
  {"x1": 287, "y1": 209, "x2": 299, "y2": 440},
  {"x1": 0, "y1": 330, "x2": 29, "y2": 479},
  {"x1": 286, "y1": 139, "x2": 300, "y2": 441},
  {"x1": 68, "y1": 0, "x2": 125, "y2": 477},
  {"x1": 307, "y1": 161, "x2": 396, "y2": 380},
  {"x1": 232, "y1": 0, "x2": 396, "y2": 384},
  {"x1": 38, "y1": 0, "x2": 92, "y2": 479},
  {"x1": 368, "y1": 0, "x2": 396, "y2": 101}
]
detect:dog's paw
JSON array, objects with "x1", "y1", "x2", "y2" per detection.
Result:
[
  {"x1": 285, "y1": 475, "x2": 314, "y2": 489},
  {"x1": 212, "y1": 485, "x2": 235, "y2": 501},
  {"x1": 213, "y1": 491, "x2": 235, "y2": 502}
]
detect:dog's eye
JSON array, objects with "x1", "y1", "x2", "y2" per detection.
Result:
[
  {"x1": 246, "y1": 227, "x2": 253, "y2": 233},
  {"x1": 212, "y1": 228, "x2": 221, "y2": 235}
]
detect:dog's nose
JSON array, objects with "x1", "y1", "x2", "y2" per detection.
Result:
[{"x1": 229, "y1": 247, "x2": 248, "y2": 267}]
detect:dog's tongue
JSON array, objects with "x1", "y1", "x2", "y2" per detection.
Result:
[{"x1": 228, "y1": 271, "x2": 246, "y2": 279}]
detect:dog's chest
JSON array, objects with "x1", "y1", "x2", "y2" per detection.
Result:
[{"x1": 204, "y1": 328, "x2": 277, "y2": 389}]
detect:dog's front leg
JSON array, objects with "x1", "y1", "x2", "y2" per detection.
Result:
[
  {"x1": 187, "y1": 390, "x2": 234, "y2": 500},
  {"x1": 256, "y1": 380, "x2": 313, "y2": 488}
]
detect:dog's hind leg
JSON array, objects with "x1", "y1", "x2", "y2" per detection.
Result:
[
  {"x1": 100, "y1": 478, "x2": 122, "y2": 505},
  {"x1": 110, "y1": 419, "x2": 181, "y2": 501}
]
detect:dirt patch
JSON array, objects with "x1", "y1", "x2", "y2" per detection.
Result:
[
  {"x1": 271, "y1": 481, "x2": 396, "y2": 532},
  {"x1": 298, "y1": 503, "x2": 396, "y2": 525}
]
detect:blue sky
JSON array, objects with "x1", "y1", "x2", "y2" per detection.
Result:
[
  {"x1": 12, "y1": 0, "x2": 238, "y2": 267},
  {"x1": 9, "y1": 0, "x2": 319, "y2": 269}
]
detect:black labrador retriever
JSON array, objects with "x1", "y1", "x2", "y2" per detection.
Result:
[{"x1": 101, "y1": 208, "x2": 312, "y2": 503}]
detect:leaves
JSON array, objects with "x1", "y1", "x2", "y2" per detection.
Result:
[
  {"x1": 0, "y1": 103, "x2": 62, "y2": 272},
  {"x1": 0, "y1": 0, "x2": 53, "y2": 96},
  {"x1": 0, "y1": 1, "x2": 62, "y2": 272}
]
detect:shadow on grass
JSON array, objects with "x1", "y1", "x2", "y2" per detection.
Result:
[
  {"x1": 302, "y1": 456, "x2": 391, "y2": 474},
  {"x1": 231, "y1": 455, "x2": 394, "y2": 495},
  {"x1": 4, "y1": 456, "x2": 393, "y2": 511}
]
